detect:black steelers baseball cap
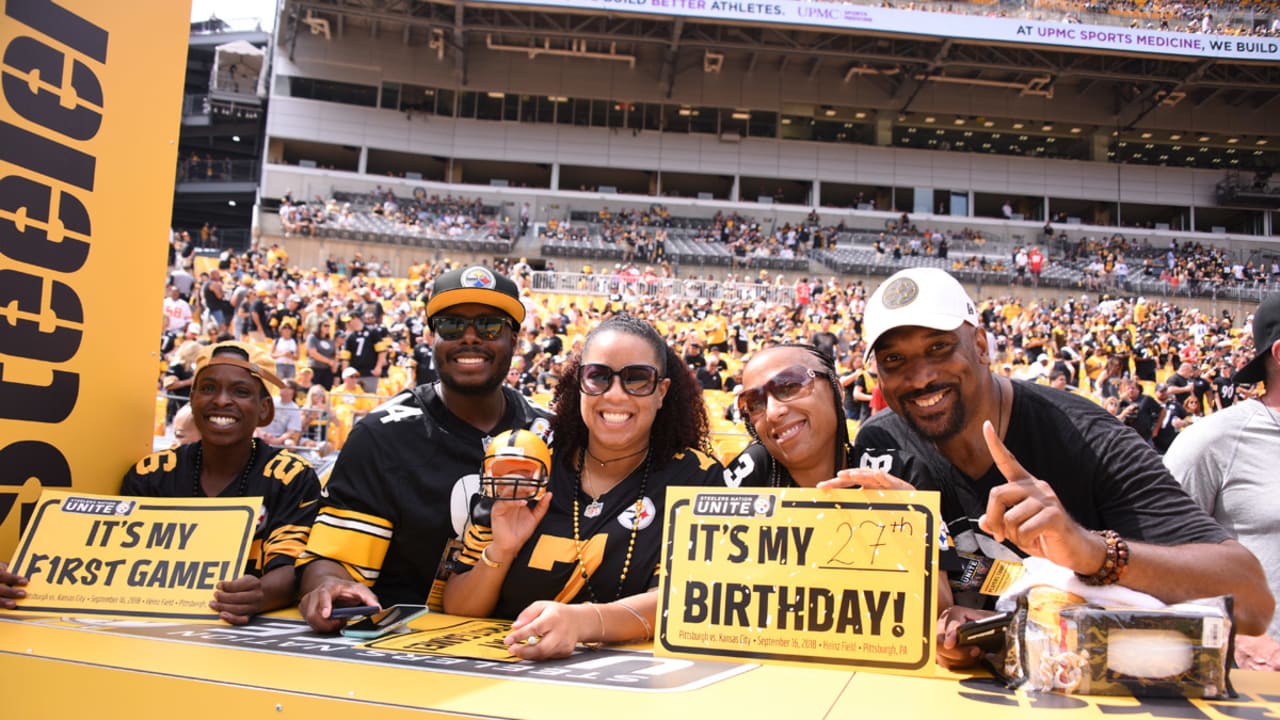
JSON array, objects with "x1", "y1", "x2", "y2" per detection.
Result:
[{"x1": 426, "y1": 266, "x2": 525, "y2": 325}]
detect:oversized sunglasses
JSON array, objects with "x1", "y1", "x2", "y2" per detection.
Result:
[
  {"x1": 429, "y1": 315, "x2": 511, "y2": 341},
  {"x1": 579, "y1": 363, "x2": 661, "y2": 396},
  {"x1": 737, "y1": 365, "x2": 828, "y2": 419}
]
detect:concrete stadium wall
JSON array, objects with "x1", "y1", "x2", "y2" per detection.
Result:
[{"x1": 263, "y1": 94, "x2": 1221, "y2": 208}]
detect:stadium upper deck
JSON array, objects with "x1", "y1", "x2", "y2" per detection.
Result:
[{"x1": 258, "y1": 0, "x2": 1280, "y2": 245}]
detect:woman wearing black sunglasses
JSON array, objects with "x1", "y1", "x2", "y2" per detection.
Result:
[{"x1": 443, "y1": 314, "x2": 721, "y2": 659}]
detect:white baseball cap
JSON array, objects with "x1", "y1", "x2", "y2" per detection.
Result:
[{"x1": 863, "y1": 268, "x2": 979, "y2": 359}]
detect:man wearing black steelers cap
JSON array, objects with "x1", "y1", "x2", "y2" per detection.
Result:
[{"x1": 298, "y1": 266, "x2": 552, "y2": 632}]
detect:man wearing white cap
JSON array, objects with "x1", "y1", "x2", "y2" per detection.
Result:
[
  {"x1": 853, "y1": 267, "x2": 1273, "y2": 668},
  {"x1": 1166, "y1": 292, "x2": 1280, "y2": 670}
]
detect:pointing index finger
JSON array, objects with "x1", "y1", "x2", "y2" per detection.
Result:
[{"x1": 983, "y1": 419, "x2": 1031, "y2": 483}]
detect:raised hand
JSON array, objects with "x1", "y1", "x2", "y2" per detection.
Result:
[{"x1": 978, "y1": 421, "x2": 1104, "y2": 575}]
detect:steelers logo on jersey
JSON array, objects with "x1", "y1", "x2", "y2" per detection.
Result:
[{"x1": 617, "y1": 496, "x2": 657, "y2": 531}]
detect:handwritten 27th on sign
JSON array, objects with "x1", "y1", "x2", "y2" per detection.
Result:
[{"x1": 657, "y1": 487, "x2": 939, "y2": 674}]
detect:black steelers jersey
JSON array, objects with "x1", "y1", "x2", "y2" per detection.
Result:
[
  {"x1": 300, "y1": 383, "x2": 552, "y2": 606},
  {"x1": 456, "y1": 447, "x2": 722, "y2": 620},
  {"x1": 121, "y1": 443, "x2": 321, "y2": 576}
]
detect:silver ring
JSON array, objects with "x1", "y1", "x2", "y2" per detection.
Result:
[{"x1": 525, "y1": 634, "x2": 541, "y2": 646}]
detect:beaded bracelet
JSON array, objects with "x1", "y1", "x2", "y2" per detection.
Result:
[{"x1": 1077, "y1": 529, "x2": 1129, "y2": 586}]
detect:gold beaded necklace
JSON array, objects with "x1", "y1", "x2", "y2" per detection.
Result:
[{"x1": 571, "y1": 449, "x2": 650, "y2": 603}]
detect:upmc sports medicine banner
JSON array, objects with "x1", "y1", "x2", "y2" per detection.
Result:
[
  {"x1": 488, "y1": 0, "x2": 1280, "y2": 62},
  {"x1": 657, "y1": 487, "x2": 939, "y2": 676},
  {"x1": 0, "y1": 0, "x2": 190, "y2": 560}
]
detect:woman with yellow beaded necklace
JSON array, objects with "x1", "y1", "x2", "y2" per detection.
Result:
[{"x1": 443, "y1": 314, "x2": 721, "y2": 660}]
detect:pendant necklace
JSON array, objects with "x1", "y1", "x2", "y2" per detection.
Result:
[
  {"x1": 572, "y1": 450, "x2": 651, "y2": 602},
  {"x1": 580, "y1": 447, "x2": 646, "y2": 517},
  {"x1": 583, "y1": 467, "x2": 605, "y2": 519}
]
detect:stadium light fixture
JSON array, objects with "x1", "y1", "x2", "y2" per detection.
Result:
[
  {"x1": 731, "y1": 111, "x2": 750, "y2": 120},
  {"x1": 1012, "y1": 122, "x2": 1024, "y2": 129},
  {"x1": 232, "y1": 135, "x2": 241, "y2": 142},
  {"x1": 954, "y1": 118, "x2": 965, "y2": 125},
  {"x1": 854, "y1": 111, "x2": 867, "y2": 119},
  {"x1": 487, "y1": 92, "x2": 505, "y2": 99},
  {"x1": 781, "y1": 117, "x2": 792, "y2": 125},
  {"x1": 924, "y1": 116, "x2": 935, "y2": 123},
  {"x1": 1170, "y1": 133, "x2": 1182, "y2": 140},
  {"x1": 983, "y1": 121, "x2": 995, "y2": 128},
  {"x1": 823, "y1": 107, "x2": 837, "y2": 117},
  {"x1": 1198, "y1": 135, "x2": 1211, "y2": 142},
  {"x1": 1256, "y1": 139, "x2": 1268, "y2": 145},
  {"x1": 1069, "y1": 127, "x2": 1082, "y2": 134},
  {"x1": 678, "y1": 107, "x2": 692, "y2": 116},
  {"x1": 1227, "y1": 137, "x2": 1239, "y2": 144},
  {"x1": 1140, "y1": 132, "x2": 1152, "y2": 139},
  {"x1": 549, "y1": 96, "x2": 568, "y2": 103},
  {"x1": 1041, "y1": 124, "x2": 1054, "y2": 132}
]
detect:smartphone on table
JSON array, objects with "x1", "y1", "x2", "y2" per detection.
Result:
[
  {"x1": 955, "y1": 611, "x2": 1012, "y2": 651},
  {"x1": 339, "y1": 604, "x2": 430, "y2": 640}
]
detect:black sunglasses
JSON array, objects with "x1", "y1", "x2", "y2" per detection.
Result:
[
  {"x1": 737, "y1": 365, "x2": 828, "y2": 420},
  {"x1": 580, "y1": 363, "x2": 661, "y2": 397},
  {"x1": 430, "y1": 315, "x2": 511, "y2": 341}
]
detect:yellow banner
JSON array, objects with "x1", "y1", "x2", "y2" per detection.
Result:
[
  {"x1": 363, "y1": 616, "x2": 522, "y2": 662},
  {"x1": 6, "y1": 490, "x2": 259, "y2": 620},
  {"x1": 656, "y1": 487, "x2": 939, "y2": 675},
  {"x1": 0, "y1": 0, "x2": 191, "y2": 559}
]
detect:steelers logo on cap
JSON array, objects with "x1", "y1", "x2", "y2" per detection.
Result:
[
  {"x1": 882, "y1": 277, "x2": 919, "y2": 309},
  {"x1": 461, "y1": 266, "x2": 496, "y2": 289}
]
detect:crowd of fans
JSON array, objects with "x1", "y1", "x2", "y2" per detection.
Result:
[
  {"x1": 157, "y1": 230, "x2": 1267, "y2": 466},
  {"x1": 543, "y1": 207, "x2": 842, "y2": 268},
  {"x1": 277, "y1": 189, "x2": 512, "y2": 243}
]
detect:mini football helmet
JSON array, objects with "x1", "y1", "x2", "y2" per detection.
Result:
[{"x1": 481, "y1": 429, "x2": 551, "y2": 502}]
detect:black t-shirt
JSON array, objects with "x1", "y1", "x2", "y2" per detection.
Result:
[
  {"x1": 537, "y1": 333, "x2": 563, "y2": 358},
  {"x1": 811, "y1": 332, "x2": 838, "y2": 362},
  {"x1": 853, "y1": 380, "x2": 1229, "y2": 610}
]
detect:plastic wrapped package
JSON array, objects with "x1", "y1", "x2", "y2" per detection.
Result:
[{"x1": 1000, "y1": 586, "x2": 1234, "y2": 698}]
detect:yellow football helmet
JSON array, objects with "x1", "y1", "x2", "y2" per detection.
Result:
[{"x1": 481, "y1": 429, "x2": 551, "y2": 502}]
